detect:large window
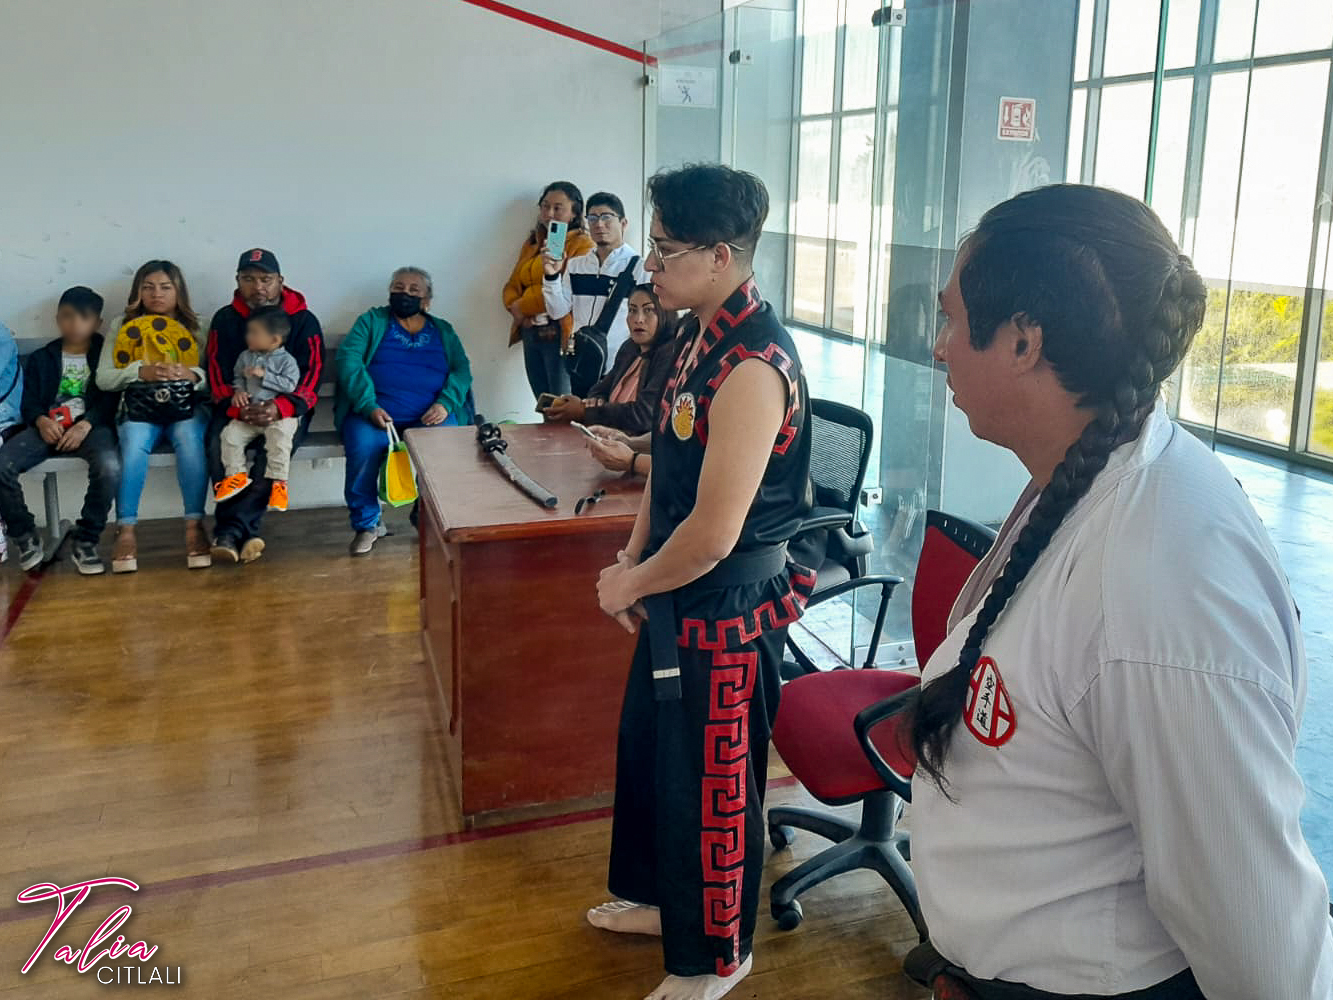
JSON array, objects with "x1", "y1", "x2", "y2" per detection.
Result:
[
  {"x1": 789, "y1": 0, "x2": 898, "y2": 339},
  {"x1": 1071, "y1": 0, "x2": 1333, "y2": 467}
]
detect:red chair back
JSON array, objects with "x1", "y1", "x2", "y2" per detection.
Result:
[{"x1": 911, "y1": 511, "x2": 997, "y2": 668}]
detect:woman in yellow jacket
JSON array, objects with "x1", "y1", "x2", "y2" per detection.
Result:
[{"x1": 504, "y1": 181, "x2": 595, "y2": 400}]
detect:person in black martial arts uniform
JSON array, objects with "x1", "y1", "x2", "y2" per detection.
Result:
[{"x1": 592, "y1": 163, "x2": 816, "y2": 1000}]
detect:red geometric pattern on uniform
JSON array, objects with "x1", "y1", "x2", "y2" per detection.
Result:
[
  {"x1": 678, "y1": 566, "x2": 816, "y2": 652},
  {"x1": 701, "y1": 342, "x2": 801, "y2": 455},
  {"x1": 681, "y1": 563, "x2": 814, "y2": 976},
  {"x1": 658, "y1": 280, "x2": 763, "y2": 436},
  {"x1": 700, "y1": 647, "x2": 758, "y2": 976}
]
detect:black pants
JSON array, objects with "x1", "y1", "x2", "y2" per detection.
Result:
[
  {"x1": 607, "y1": 571, "x2": 808, "y2": 978},
  {"x1": 206, "y1": 405, "x2": 309, "y2": 544},
  {"x1": 906, "y1": 942, "x2": 1205, "y2": 1000},
  {"x1": 0, "y1": 424, "x2": 120, "y2": 543}
]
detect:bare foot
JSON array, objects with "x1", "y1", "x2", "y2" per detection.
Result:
[
  {"x1": 646, "y1": 954, "x2": 753, "y2": 1000},
  {"x1": 586, "y1": 900, "x2": 662, "y2": 936}
]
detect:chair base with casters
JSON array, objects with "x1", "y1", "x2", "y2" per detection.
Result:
[
  {"x1": 768, "y1": 787, "x2": 919, "y2": 934},
  {"x1": 767, "y1": 667, "x2": 926, "y2": 940},
  {"x1": 767, "y1": 510, "x2": 997, "y2": 941}
]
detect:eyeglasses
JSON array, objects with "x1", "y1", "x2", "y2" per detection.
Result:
[
  {"x1": 587, "y1": 213, "x2": 623, "y2": 226},
  {"x1": 646, "y1": 237, "x2": 747, "y2": 271}
]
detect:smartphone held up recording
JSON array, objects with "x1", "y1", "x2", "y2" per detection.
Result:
[{"x1": 545, "y1": 220, "x2": 569, "y2": 261}]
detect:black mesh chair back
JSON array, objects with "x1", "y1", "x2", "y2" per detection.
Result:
[
  {"x1": 784, "y1": 398, "x2": 900, "y2": 676},
  {"x1": 808, "y1": 399, "x2": 873, "y2": 517}
]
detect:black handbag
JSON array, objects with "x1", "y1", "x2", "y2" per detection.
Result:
[
  {"x1": 565, "y1": 256, "x2": 639, "y2": 398},
  {"x1": 122, "y1": 379, "x2": 197, "y2": 425}
]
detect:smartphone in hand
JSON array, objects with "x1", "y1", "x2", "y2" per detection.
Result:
[
  {"x1": 545, "y1": 220, "x2": 569, "y2": 261},
  {"x1": 570, "y1": 421, "x2": 599, "y2": 440},
  {"x1": 535, "y1": 393, "x2": 557, "y2": 413}
]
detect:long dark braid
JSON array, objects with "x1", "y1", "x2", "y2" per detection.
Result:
[{"x1": 910, "y1": 185, "x2": 1208, "y2": 792}]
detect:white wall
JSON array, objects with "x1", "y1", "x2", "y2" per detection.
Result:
[{"x1": 0, "y1": 0, "x2": 647, "y2": 523}]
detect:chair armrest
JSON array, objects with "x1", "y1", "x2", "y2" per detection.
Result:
[
  {"x1": 853, "y1": 686, "x2": 916, "y2": 801},
  {"x1": 805, "y1": 574, "x2": 903, "y2": 609},
  {"x1": 798, "y1": 510, "x2": 853, "y2": 534},
  {"x1": 834, "y1": 521, "x2": 875, "y2": 561}
]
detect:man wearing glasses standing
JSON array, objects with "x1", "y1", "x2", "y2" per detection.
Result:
[
  {"x1": 589, "y1": 165, "x2": 814, "y2": 1000},
  {"x1": 542, "y1": 192, "x2": 647, "y2": 398}
]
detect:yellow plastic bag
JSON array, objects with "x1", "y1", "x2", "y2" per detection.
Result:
[{"x1": 378, "y1": 424, "x2": 418, "y2": 507}]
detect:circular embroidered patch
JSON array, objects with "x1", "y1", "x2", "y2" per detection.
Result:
[
  {"x1": 964, "y1": 656, "x2": 1016, "y2": 747},
  {"x1": 671, "y1": 392, "x2": 696, "y2": 441}
]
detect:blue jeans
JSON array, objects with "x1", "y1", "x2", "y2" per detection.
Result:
[
  {"x1": 522, "y1": 326, "x2": 570, "y2": 398},
  {"x1": 341, "y1": 412, "x2": 456, "y2": 531},
  {"x1": 117, "y1": 410, "x2": 210, "y2": 524}
]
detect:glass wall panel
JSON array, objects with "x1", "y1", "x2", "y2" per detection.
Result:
[
  {"x1": 1312, "y1": 293, "x2": 1333, "y2": 457},
  {"x1": 646, "y1": 13, "x2": 724, "y2": 175},
  {"x1": 1164, "y1": 0, "x2": 1202, "y2": 68},
  {"x1": 832, "y1": 112, "x2": 875, "y2": 335},
  {"x1": 842, "y1": 0, "x2": 880, "y2": 111},
  {"x1": 1148, "y1": 77, "x2": 1193, "y2": 241},
  {"x1": 1254, "y1": 0, "x2": 1333, "y2": 58},
  {"x1": 799, "y1": 1, "x2": 837, "y2": 115},
  {"x1": 1104, "y1": 0, "x2": 1163, "y2": 77},
  {"x1": 1093, "y1": 81, "x2": 1154, "y2": 197},
  {"x1": 792, "y1": 119, "x2": 832, "y2": 326},
  {"x1": 1211, "y1": 62, "x2": 1327, "y2": 445},
  {"x1": 1068, "y1": 89, "x2": 1088, "y2": 184},
  {"x1": 1074, "y1": 0, "x2": 1094, "y2": 82},
  {"x1": 1213, "y1": 0, "x2": 1259, "y2": 63},
  {"x1": 729, "y1": 4, "x2": 798, "y2": 301}
]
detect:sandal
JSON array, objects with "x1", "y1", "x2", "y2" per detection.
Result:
[
  {"x1": 111, "y1": 525, "x2": 137, "y2": 574},
  {"x1": 185, "y1": 520, "x2": 212, "y2": 569}
]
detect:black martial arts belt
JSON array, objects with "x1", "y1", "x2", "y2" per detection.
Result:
[
  {"x1": 640, "y1": 544, "x2": 788, "y2": 703},
  {"x1": 905, "y1": 942, "x2": 1205, "y2": 1000}
]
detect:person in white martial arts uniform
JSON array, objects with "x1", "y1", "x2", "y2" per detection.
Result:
[{"x1": 898, "y1": 184, "x2": 1333, "y2": 1000}]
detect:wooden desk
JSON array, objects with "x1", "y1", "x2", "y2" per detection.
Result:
[{"x1": 406, "y1": 423, "x2": 643, "y2": 825}]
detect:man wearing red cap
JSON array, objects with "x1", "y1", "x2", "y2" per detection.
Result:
[{"x1": 204, "y1": 248, "x2": 324, "y2": 563}]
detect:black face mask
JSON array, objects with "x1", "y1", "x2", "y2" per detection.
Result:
[{"x1": 389, "y1": 292, "x2": 422, "y2": 319}]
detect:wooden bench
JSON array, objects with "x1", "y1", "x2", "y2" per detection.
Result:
[{"x1": 11, "y1": 332, "x2": 346, "y2": 544}]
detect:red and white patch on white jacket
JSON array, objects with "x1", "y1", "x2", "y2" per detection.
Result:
[{"x1": 964, "y1": 656, "x2": 1016, "y2": 748}]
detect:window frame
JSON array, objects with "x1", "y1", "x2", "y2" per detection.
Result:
[{"x1": 1070, "y1": 0, "x2": 1333, "y2": 470}]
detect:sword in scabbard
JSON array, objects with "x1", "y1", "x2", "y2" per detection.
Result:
[{"x1": 475, "y1": 419, "x2": 559, "y2": 509}]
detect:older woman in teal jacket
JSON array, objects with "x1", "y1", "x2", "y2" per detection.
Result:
[{"x1": 335, "y1": 267, "x2": 473, "y2": 555}]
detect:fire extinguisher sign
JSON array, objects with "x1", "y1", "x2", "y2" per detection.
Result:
[{"x1": 998, "y1": 97, "x2": 1037, "y2": 141}]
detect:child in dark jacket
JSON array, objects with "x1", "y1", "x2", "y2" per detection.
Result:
[{"x1": 0, "y1": 286, "x2": 121, "y2": 574}]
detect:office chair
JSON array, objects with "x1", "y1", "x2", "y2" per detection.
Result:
[
  {"x1": 784, "y1": 398, "x2": 904, "y2": 678},
  {"x1": 768, "y1": 510, "x2": 996, "y2": 935}
]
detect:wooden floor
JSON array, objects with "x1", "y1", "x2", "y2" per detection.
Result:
[{"x1": 0, "y1": 510, "x2": 927, "y2": 998}]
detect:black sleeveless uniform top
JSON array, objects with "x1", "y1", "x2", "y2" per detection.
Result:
[{"x1": 648, "y1": 279, "x2": 812, "y2": 559}]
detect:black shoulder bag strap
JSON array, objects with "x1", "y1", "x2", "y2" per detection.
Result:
[{"x1": 591, "y1": 256, "x2": 640, "y2": 335}]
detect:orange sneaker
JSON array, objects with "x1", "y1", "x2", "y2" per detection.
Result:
[
  {"x1": 267, "y1": 480, "x2": 289, "y2": 512},
  {"x1": 214, "y1": 473, "x2": 251, "y2": 502}
]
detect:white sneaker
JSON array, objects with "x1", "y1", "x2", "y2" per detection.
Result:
[{"x1": 350, "y1": 530, "x2": 378, "y2": 556}]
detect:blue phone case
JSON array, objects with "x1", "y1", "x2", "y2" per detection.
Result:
[{"x1": 545, "y1": 221, "x2": 568, "y2": 260}]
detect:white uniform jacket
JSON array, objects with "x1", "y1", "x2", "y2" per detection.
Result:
[{"x1": 913, "y1": 403, "x2": 1333, "y2": 999}]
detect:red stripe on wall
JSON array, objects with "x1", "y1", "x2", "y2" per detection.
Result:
[{"x1": 459, "y1": 0, "x2": 657, "y2": 66}]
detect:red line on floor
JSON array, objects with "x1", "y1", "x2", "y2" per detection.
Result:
[
  {"x1": 0, "y1": 775, "x2": 803, "y2": 924},
  {"x1": 0, "y1": 572, "x2": 42, "y2": 647},
  {"x1": 460, "y1": 0, "x2": 657, "y2": 66}
]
